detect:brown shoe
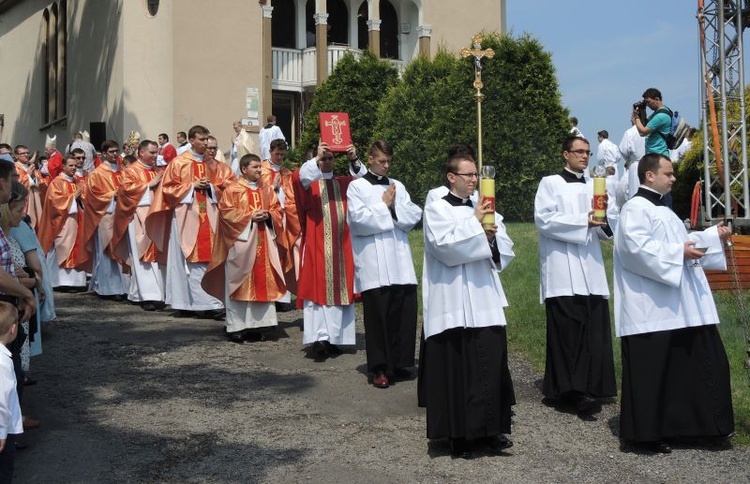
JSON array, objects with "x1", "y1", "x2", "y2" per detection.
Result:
[
  {"x1": 373, "y1": 372, "x2": 390, "y2": 389},
  {"x1": 23, "y1": 416, "x2": 41, "y2": 431}
]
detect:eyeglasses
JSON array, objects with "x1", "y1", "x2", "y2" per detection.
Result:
[
  {"x1": 452, "y1": 172, "x2": 479, "y2": 179},
  {"x1": 568, "y1": 149, "x2": 592, "y2": 156}
]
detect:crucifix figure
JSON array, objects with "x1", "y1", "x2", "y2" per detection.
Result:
[
  {"x1": 325, "y1": 115, "x2": 347, "y2": 145},
  {"x1": 460, "y1": 35, "x2": 494, "y2": 170}
]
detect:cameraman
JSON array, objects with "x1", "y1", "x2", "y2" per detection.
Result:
[
  {"x1": 632, "y1": 88, "x2": 671, "y2": 158},
  {"x1": 633, "y1": 87, "x2": 674, "y2": 208}
]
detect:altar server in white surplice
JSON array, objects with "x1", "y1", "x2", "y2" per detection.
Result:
[
  {"x1": 534, "y1": 136, "x2": 617, "y2": 418},
  {"x1": 614, "y1": 153, "x2": 734, "y2": 454},
  {"x1": 347, "y1": 140, "x2": 422, "y2": 390},
  {"x1": 420, "y1": 153, "x2": 515, "y2": 460}
]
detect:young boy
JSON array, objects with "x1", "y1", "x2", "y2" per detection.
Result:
[
  {"x1": 202, "y1": 154, "x2": 286, "y2": 343},
  {"x1": 0, "y1": 301, "x2": 22, "y2": 480}
]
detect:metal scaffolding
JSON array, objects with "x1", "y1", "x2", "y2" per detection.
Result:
[{"x1": 698, "y1": 0, "x2": 750, "y2": 228}]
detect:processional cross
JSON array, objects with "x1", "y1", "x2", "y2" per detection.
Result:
[{"x1": 460, "y1": 35, "x2": 494, "y2": 171}]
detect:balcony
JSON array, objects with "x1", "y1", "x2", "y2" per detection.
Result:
[{"x1": 272, "y1": 45, "x2": 405, "y2": 92}]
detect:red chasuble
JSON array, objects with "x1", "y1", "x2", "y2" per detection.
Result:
[
  {"x1": 109, "y1": 162, "x2": 163, "y2": 269},
  {"x1": 76, "y1": 164, "x2": 122, "y2": 273},
  {"x1": 37, "y1": 176, "x2": 82, "y2": 268},
  {"x1": 145, "y1": 152, "x2": 235, "y2": 259},
  {"x1": 292, "y1": 171, "x2": 356, "y2": 306},
  {"x1": 202, "y1": 180, "x2": 286, "y2": 302}
]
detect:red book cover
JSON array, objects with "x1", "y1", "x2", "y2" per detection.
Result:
[{"x1": 319, "y1": 112, "x2": 352, "y2": 152}]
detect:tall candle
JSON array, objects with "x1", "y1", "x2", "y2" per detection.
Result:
[
  {"x1": 480, "y1": 165, "x2": 496, "y2": 229},
  {"x1": 593, "y1": 176, "x2": 606, "y2": 222}
]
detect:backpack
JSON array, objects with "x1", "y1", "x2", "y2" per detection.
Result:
[{"x1": 654, "y1": 107, "x2": 689, "y2": 150}]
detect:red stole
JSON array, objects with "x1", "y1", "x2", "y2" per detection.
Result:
[{"x1": 187, "y1": 161, "x2": 213, "y2": 263}]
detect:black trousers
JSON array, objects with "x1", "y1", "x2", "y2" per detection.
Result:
[
  {"x1": 543, "y1": 295, "x2": 616, "y2": 399},
  {"x1": 620, "y1": 325, "x2": 734, "y2": 442},
  {"x1": 0, "y1": 433, "x2": 16, "y2": 484},
  {"x1": 361, "y1": 284, "x2": 417, "y2": 373}
]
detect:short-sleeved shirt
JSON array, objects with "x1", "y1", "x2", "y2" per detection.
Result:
[
  {"x1": 10, "y1": 222, "x2": 39, "y2": 254},
  {"x1": 645, "y1": 108, "x2": 672, "y2": 157}
]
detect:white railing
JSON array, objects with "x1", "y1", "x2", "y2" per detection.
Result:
[{"x1": 273, "y1": 46, "x2": 406, "y2": 90}]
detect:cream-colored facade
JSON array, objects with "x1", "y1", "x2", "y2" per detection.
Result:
[{"x1": 0, "y1": 0, "x2": 505, "y2": 152}]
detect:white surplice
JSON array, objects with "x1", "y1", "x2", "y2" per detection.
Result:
[
  {"x1": 534, "y1": 172, "x2": 617, "y2": 302},
  {"x1": 614, "y1": 193, "x2": 726, "y2": 337},
  {"x1": 347, "y1": 176, "x2": 422, "y2": 292},
  {"x1": 422, "y1": 198, "x2": 514, "y2": 339}
]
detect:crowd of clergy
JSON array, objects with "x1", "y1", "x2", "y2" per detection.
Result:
[{"x1": 0, "y1": 120, "x2": 735, "y2": 462}]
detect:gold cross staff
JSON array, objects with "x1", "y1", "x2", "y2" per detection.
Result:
[{"x1": 460, "y1": 35, "x2": 494, "y2": 171}]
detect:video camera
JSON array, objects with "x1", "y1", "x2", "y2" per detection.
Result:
[{"x1": 632, "y1": 100, "x2": 648, "y2": 125}]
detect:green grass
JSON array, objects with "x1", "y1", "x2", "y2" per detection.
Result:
[{"x1": 410, "y1": 223, "x2": 750, "y2": 444}]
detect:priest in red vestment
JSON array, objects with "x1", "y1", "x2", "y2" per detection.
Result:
[
  {"x1": 37, "y1": 155, "x2": 87, "y2": 288},
  {"x1": 261, "y1": 139, "x2": 300, "y2": 307},
  {"x1": 44, "y1": 134, "x2": 64, "y2": 180},
  {"x1": 109, "y1": 140, "x2": 166, "y2": 311},
  {"x1": 75, "y1": 140, "x2": 128, "y2": 298},
  {"x1": 12, "y1": 144, "x2": 45, "y2": 230},
  {"x1": 293, "y1": 142, "x2": 364, "y2": 360},
  {"x1": 145, "y1": 125, "x2": 235, "y2": 317},
  {"x1": 203, "y1": 154, "x2": 286, "y2": 343}
]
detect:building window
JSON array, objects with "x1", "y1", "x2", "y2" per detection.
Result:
[
  {"x1": 146, "y1": 0, "x2": 159, "y2": 17},
  {"x1": 41, "y1": 1, "x2": 67, "y2": 125}
]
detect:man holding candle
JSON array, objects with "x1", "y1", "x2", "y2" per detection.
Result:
[
  {"x1": 533, "y1": 136, "x2": 617, "y2": 418},
  {"x1": 420, "y1": 153, "x2": 515, "y2": 459}
]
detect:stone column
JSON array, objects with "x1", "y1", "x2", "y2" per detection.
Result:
[
  {"x1": 417, "y1": 25, "x2": 432, "y2": 58},
  {"x1": 262, "y1": 4, "x2": 273, "y2": 120},
  {"x1": 315, "y1": 12, "x2": 328, "y2": 86},
  {"x1": 367, "y1": 19, "x2": 381, "y2": 58}
]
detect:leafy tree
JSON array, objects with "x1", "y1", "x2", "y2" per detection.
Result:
[
  {"x1": 373, "y1": 50, "x2": 470, "y2": 206},
  {"x1": 297, "y1": 50, "x2": 398, "y2": 168},
  {"x1": 375, "y1": 32, "x2": 569, "y2": 220}
]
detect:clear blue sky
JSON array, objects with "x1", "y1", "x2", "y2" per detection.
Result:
[{"x1": 506, "y1": 0, "x2": 704, "y2": 150}]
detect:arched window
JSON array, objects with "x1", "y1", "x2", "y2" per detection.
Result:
[
  {"x1": 146, "y1": 0, "x2": 160, "y2": 16},
  {"x1": 272, "y1": 0, "x2": 296, "y2": 48},
  {"x1": 326, "y1": 0, "x2": 348, "y2": 45},
  {"x1": 357, "y1": 2, "x2": 368, "y2": 50},
  {"x1": 59, "y1": 0, "x2": 67, "y2": 116},
  {"x1": 41, "y1": 2, "x2": 67, "y2": 125},
  {"x1": 380, "y1": 0, "x2": 398, "y2": 60},
  {"x1": 42, "y1": 8, "x2": 51, "y2": 124}
]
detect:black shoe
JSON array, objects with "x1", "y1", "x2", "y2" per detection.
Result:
[
  {"x1": 323, "y1": 341, "x2": 343, "y2": 358},
  {"x1": 211, "y1": 309, "x2": 226, "y2": 321},
  {"x1": 391, "y1": 368, "x2": 413, "y2": 381},
  {"x1": 15, "y1": 441, "x2": 28, "y2": 451},
  {"x1": 450, "y1": 438, "x2": 474, "y2": 460},
  {"x1": 245, "y1": 330, "x2": 267, "y2": 342},
  {"x1": 646, "y1": 441, "x2": 672, "y2": 454},
  {"x1": 275, "y1": 301, "x2": 293, "y2": 312},
  {"x1": 142, "y1": 302, "x2": 157, "y2": 311},
  {"x1": 23, "y1": 376, "x2": 37, "y2": 386},
  {"x1": 576, "y1": 395, "x2": 602, "y2": 416},
  {"x1": 227, "y1": 331, "x2": 245, "y2": 344},
  {"x1": 311, "y1": 341, "x2": 327, "y2": 361},
  {"x1": 487, "y1": 434, "x2": 513, "y2": 453}
]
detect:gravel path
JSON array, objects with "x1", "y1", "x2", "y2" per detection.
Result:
[{"x1": 15, "y1": 292, "x2": 750, "y2": 483}]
